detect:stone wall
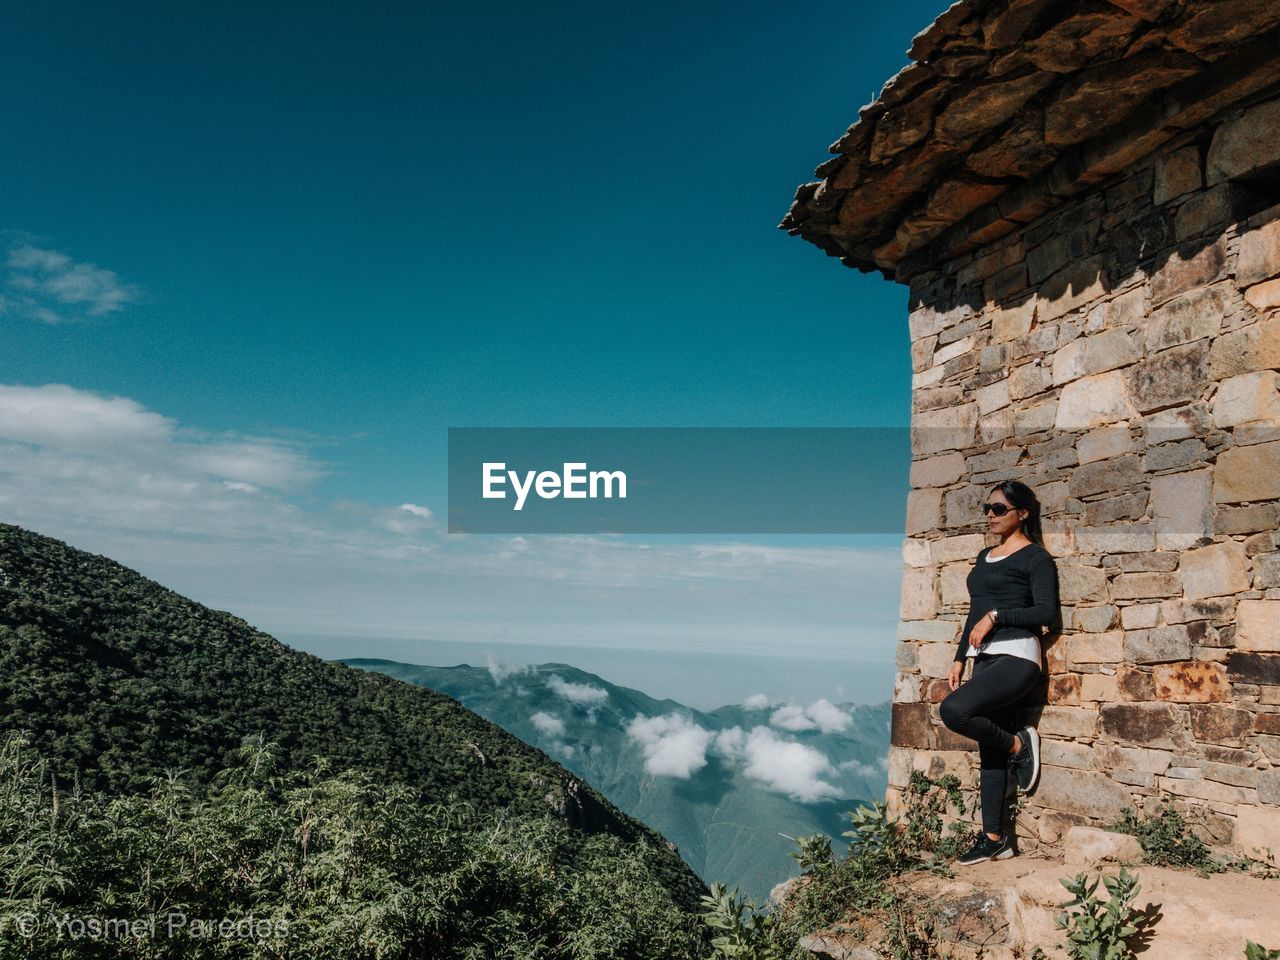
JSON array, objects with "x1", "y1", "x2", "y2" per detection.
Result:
[{"x1": 887, "y1": 85, "x2": 1280, "y2": 858}]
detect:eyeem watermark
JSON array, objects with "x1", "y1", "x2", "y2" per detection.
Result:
[
  {"x1": 3, "y1": 911, "x2": 289, "y2": 942},
  {"x1": 482, "y1": 461, "x2": 627, "y2": 511}
]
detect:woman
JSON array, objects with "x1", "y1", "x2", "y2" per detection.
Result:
[{"x1": 939, "y1": 479, "x2": 1060, "y2": 866}]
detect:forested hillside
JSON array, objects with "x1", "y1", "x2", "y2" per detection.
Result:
[{"x1": 0, "y1": 522, "x2": 710, "y2": 957}]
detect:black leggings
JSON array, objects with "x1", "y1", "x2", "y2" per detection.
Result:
[{"x1": 939, "y1": 653, "x2": 1041, "y2": 836}]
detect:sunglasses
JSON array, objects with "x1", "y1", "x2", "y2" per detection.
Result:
[{"x1": 981, "y1": 502, "x2": 1014, "y2": 517}]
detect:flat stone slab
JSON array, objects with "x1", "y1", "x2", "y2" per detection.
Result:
[{"x1": 1063, "y1": 825, "x2": 1145, "y2": 868}]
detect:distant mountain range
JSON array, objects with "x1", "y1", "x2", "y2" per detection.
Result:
[{"x1": 346, "y1": 658, "x2": 891, "y2": 901}]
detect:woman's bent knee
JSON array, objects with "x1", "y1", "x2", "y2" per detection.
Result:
[{"x1": 939, "y1": 695, "x2": 968, "y2": 733}]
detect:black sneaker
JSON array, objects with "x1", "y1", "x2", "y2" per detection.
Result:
[
  {"x1": 955, "y1": 831, "x2": 1013, "y2": 866},
  {"x1": 1009, "y1": 725, "x2": 1041, "y2": 793}
]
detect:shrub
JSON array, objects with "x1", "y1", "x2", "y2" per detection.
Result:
[
  {"x1": 1055, "y1": 868, "x2": 1152, "y2": 960},
  {"x1": 1110, "y1": 802, "x2": 1222, "y2": 873},
  {"x1": 0, "y1": 733, "x2": 707, "y2": 960},
  {"x1": 700, "y1": 883, "x2": 782, "y2": 960}
]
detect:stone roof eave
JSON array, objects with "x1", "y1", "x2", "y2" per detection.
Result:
[{"x1": 782, "y1": 0, "x2": 1280, "y2": 283}]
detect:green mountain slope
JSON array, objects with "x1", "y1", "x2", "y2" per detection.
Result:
[
  {"x1": 0, "y1": 523, "x2": 709, "y2": 927},
  {"x1": 346, "y1": 658, "x2": 892, "y2": 901}
]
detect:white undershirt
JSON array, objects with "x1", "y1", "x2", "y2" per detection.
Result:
[{"x1": 966, "y1": 551, "x2": 1042, "y2": 668}]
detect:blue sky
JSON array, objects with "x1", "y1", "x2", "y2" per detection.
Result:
[{"x1": 1, "y1": 0, "x2": 949, "y2": 708}]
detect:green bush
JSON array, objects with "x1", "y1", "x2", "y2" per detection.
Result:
[
  {"x1": 1246, "y1": 943, "x2": 1280, "y2": 960},
  {"x1": 699, "y1": 884, "x2": 782, "y2": 960},
  {"x1": 1110, "y1": 802, "x2": 1221, "y2": 873},
  {"x1": 0, "y1": 734, "x2": 707, "y2": 960},
  {"x1": 1055, "y1": 868, "x2": 1151, "y2": 960}
]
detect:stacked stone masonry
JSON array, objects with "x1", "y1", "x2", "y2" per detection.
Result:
[{"x1": 887, "y1": 86, "x2": 1280, "y2": 859}]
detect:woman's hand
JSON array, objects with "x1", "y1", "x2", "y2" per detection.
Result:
[
  {"x1": 948, "y1": 660, "x2": 964, "y2": 691},
  {"x1": 968, "y1": 610, "x2": 996, "y2": 653}
]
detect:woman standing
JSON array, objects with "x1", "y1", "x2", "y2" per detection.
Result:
[{"x1": 939, "y1": 479, "x2": 1060, "y2": 866}]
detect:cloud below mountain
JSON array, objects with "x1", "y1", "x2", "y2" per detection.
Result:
[
  {"x1": 547, "y1": 674, "x2": 608, "y2": 705},
  {"x1": 627, "y1": 714, "x2": 714, "y2": 778},
  {"x1": 626, "y1": 711, "x2": 843, "y2": 802},
  {"x1": 769, "y1": 698, "x2": 853, "y2": 734},
  {"x1": 487, "y1": 654, "x2": 533, "y2": 685},
  {"x1": 531, "y1": 711, "x2": 566, "y2": 737},
  {"x1": 734, "y1": 726, "x2": 841, "y2": 802}
]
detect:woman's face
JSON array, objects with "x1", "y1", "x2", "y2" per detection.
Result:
[{"x1": 984, "y1": 488, "x2": 1027, "y2": 538}]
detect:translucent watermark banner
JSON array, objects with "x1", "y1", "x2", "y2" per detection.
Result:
[{"x1": 447, "y1": 427, "x2": 910, "y2": 533}]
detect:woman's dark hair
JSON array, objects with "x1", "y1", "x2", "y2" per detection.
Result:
[{"x1": 989, "y1": 480, "x2": 1044, "y2": 547}]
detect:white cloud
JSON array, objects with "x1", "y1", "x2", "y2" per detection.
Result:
[
  {"x1": 332, "y1": 498, "x2": 440, "y2": 538},
  {"x1": 528, "y1": 707, "x2": 576, "y2": 759},
  {"x1": 641, "y1": 721, "x2": 843, "y2": 802},
  {"x1": 3, "y1": 243, "x2": 138, "y2": 324},
  {"x1": 626, "y1": 713, "x2": 713, "y2": 778},
  {"x1": 530, "y1": 711, "x2": 565, "y2": 738},
  {"x1": 742, "y1": 693, "x2": 772, "y2": 710},
  {"x1": 837, "y1": 756, "x2": 889, "y2": 778},
  {"x1": 739, "y1": 726, "x2": 841, "y2": 803},
  {"x1": 547, "y1": 674, "x2": 608, "y2": 705},
  {"x1": 0, "y1": 384, "x2": 319, "y2": 492},
  {"x1": 625, "y1": 710, "x2": 857, "y2": 801},
  {"x1": 804, "y1": 698, "x2": 854, "y2": 734},
  {"x1": 182, "y1": 441, "x2": 318, "y2": 491},
  {"x1": 0, "y1": 384, "x2": 332, "y2": 549},
  {"x1": 486, "y1": 653, "x2": 533, "y2": 686},
  {"x1": 399, "y1": 503, "x2": 432, "y2": 518},
  {"x1": 714, "y1": 726, "x2": 746, "y2": 755},
  {"x1": 0, "y1": 383, "x2": 171, "y2": 451},
  {"x1": 769, "y1": 705, "x2": 815, "y2": 731},
  {"x1": 769, "y1": 698, "x2": 852, "y2": 734}
]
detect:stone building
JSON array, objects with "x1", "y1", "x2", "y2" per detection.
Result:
[{"x1": 783, "y1": 0, "x2": 1280, "y2": 856}]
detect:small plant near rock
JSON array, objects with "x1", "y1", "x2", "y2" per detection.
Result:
[
  {"x1": 1215, "y1": 849, "x2": 1280, "y2": 879},
  {"x1": 1055, "y1": 867, "x2": 1152, "y2": 960},
  {"x1": 786, "y1": 831, "x2": 835, "y2": 875},
  {"x1": 882, "y1": 897, "x2": 936, "y2": 960},
  {"x1": 1111, "y1": 800, "x2": 1280, "y2": 879},
  {"x1": 1110, "y1": 802, "x2": 1222, "y2": 873},
  {"x1": 700, "y1": 882, "x2": 783, "y2": 960},
  {"x1": 1246, "y1": 943, "x2": 1280, "y2": 960},
  {"x1": 899, "y1": 768, "x2": 973, "y2": 865}
]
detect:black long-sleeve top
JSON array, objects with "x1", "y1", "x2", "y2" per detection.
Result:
[{"x1": 954, "y1": 542, "x2": 1062, "y2": 662}]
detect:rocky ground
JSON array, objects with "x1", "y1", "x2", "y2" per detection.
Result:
[{"x1": 786, "y1": 827, "x2": 1280, "y2": 960}]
